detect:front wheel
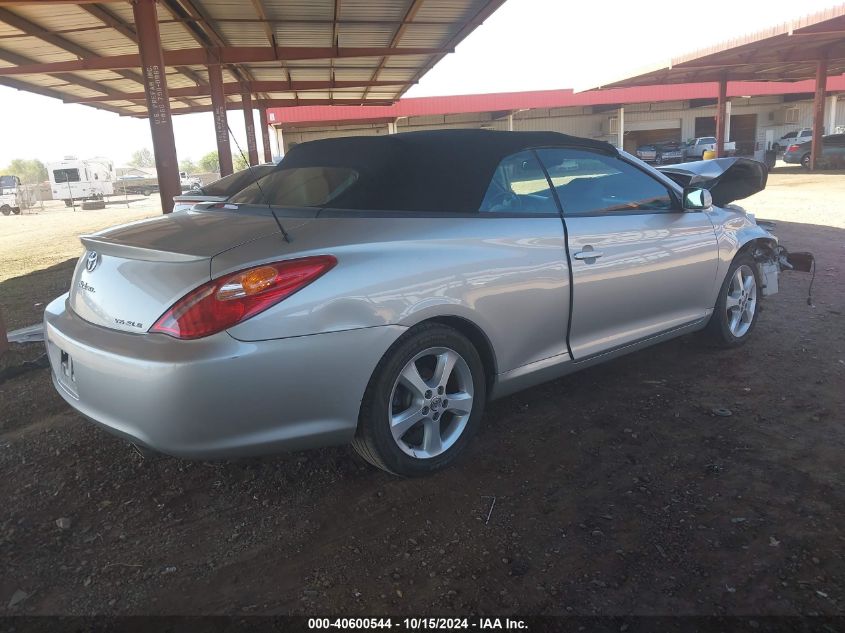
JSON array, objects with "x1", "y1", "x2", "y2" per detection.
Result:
[
  {"x1": 353, "y1": 324, "x2": 486, "y2": 476},
  {"x1": 705, "y1": 254, "x2": 761, "y2": 347},
  {"x1": 0, "y1": 205, "x2": 10, "y2": 216}
]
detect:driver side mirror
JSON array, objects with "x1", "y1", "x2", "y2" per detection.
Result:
[{"x1": 683, "y1": 187, "x2": 713, "y2": 211}]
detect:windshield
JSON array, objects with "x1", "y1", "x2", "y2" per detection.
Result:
[
  {"x1": 199, "y1": 164, "x2": 276, "y2": 196},
  {"x1": 229, "y1": 167, "x2": 359, "y2": 207},
  {"x1": 53, "y1": 168, "x2": 80, "y2": 183},
  {"x1": 0, "y1": 175, "x2": 17, "y2": 188}
]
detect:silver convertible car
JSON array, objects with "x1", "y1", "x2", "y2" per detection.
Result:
[{"x1": 44, "y1": 130, "x2": 810, "y2": 476}]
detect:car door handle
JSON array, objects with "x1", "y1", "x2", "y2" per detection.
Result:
[{"x1": 573, "y1": 249, "x2": 604, "y2": 260}]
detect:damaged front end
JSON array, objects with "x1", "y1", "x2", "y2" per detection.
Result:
[
  {"x1": 658, "y1": 158, "x2": 816, "y2": 302},
  {"x1": 750, "y1": 241, "x2": 815, "y2": 298}
]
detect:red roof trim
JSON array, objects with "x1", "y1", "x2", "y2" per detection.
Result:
[{"x1": 268, "y1": 77, "x2": 845, "y2": 128}]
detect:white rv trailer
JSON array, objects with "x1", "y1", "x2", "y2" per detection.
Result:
[
  {"x1": 48, "y1": 157, "x2": 115, "y2": 206},
  {"x1": 0, "y1": 174, "x2": 37, "y2": 215}
]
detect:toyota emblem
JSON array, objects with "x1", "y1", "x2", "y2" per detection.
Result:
[{"x1": 85, "y1": 251, "x2": 100, "y2": 273}]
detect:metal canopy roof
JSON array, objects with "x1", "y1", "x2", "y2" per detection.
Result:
[
  {"x1": 0, "y1": 0, "x2": 506, "y2": 117},
  {"x1": 587, "y1": 4, "x2": 845, "y2": 89}
]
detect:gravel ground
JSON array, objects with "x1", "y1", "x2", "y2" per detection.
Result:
[{"x1": 0, "y1": 166, "x2": 843, "y2": 616}]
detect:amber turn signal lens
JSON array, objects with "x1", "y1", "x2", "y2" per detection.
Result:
[{"x1": 240, "y1": 266, "x2": 278, "y2": 295}]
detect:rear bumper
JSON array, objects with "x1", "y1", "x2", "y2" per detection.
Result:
[
  {"x1": 44, "y1": 294, "x2": 406, "y2": 458},
  {"x1": 782, "y1": 152, "x2": 803, "y2": 164}
]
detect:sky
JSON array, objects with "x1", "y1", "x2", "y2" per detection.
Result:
[{"x1": 0, "y1": 0, "x2": 841, "y2": 169}]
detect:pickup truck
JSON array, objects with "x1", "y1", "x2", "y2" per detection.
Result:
[
  {"x1": 683, "y1": 137, "x2": 737, "y2": 160},
  {"x1": 179, "y1": 171, "x2": 201, "y2": 190},
  {"x1": 115, "y1": 176, "x2": 158, "y2": 197},
  {"x1": 773, "y1": 128, "x2": 812, "y2": 153}
]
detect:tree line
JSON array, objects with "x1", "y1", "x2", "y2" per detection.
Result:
[
  {"x1": 130, "y1": 148, "x2": 249, "y2": 174},
  {"x1": 1, "y1": 149, "x2": 248, "y2": 186}
]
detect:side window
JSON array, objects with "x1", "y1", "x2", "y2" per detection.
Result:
[
  {"x1": 478, "y1": 150, "x2": 558, "y2": 213},
  {"x1": 536, "y1": 148, "x2": 676, "y2": 216}
]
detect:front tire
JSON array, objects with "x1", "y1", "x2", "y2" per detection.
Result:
[
  {"x1": 0, "y1": 205, "x2": 10, "y2": 216},
  {"x1": 705, "y1": 253, "x2": 761, "y2": 347},
  {"x1": 353, "y1": 323, "x2": 486, "y2": 476}
]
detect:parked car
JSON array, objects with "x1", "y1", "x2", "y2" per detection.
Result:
[
  {"x1": 773, "y1": 128, "x2": 812, "y2": 153},
  {"x1": 635, "y1": 141, "x2": 684, "y2": 164},
  {"x1": 44, "y1": 130, "x2": 811, "y2": 476},
  {"x1": 683, "y1": 137, "x2": 737, "y2": 160},
  {"x1": 171, "y1": 164, "x2": 276, "y2": 212},
  {"x1": 783, "y1": 133, "x2": 845, "y2": 169}
]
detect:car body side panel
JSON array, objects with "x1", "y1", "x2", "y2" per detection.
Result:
[
  {"x1": 564, "y1": 210, "x2": 719, "y2": 359},
  {"x1": 220, "y1": 215, "x2": 571, "y2": 374}
]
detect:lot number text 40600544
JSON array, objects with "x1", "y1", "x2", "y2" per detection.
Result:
[{"x1": 307, "y1": 618, "x2": 528, "y2": 630}]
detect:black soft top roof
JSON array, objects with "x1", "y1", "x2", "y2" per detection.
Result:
[{"x1": 279, "y1": 129, "x2": 617, "y2": 213}]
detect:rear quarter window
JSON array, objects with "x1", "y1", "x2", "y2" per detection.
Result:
[{"x1": 229, "y1": 167, "x2": 359, "y2": 207}]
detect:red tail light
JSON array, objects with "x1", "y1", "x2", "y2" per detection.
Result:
[
  {"x1": 150, "y1": 255, "x2": 336, "y2": 339},
  {"x1": 786, "y1": 144, "x2": 800, "y2": 153}
]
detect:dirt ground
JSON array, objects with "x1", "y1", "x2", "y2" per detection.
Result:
[{"x1": 0, "y1": 166, "x2": 843, "y2": 616}]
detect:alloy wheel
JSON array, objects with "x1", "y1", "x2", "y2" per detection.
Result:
[
  {"x1": 388, "y1": 346, "x2": 474, "y2": 459},
  {"x1": 725, "y1": 264, "x2": 757, "y2": 338}
]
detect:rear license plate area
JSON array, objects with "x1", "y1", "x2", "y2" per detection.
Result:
[{"x1": 57, "y1": 349, "x2": 79, "y2": 399}]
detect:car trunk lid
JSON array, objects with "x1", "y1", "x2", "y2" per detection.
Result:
[{"x1": 68, "y1": 208, "x2": 311, "y2": 333}]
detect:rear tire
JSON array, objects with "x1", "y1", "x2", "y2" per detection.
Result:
[
  {"x1": 353, "y1": 323, "x2": 486, "y2": 476},
  {"x1": 801, "y1": 153, "x2": 811, "y2": 170},
  {"x1": 705, "y1": 253, "x2": 761, "y2": 348},
  {"x1": 11, "y1": 207, "x2": 21, "y2": 215}
]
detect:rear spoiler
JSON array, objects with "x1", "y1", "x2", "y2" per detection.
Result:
[
  {"x1": 80, "y1": 235, "x2": 208, "y2": 263},
  {"x1": 657, "y1": 157, "x2": 768, "y2": 206}
]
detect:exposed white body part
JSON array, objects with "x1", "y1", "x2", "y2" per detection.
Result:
[
  {"x1": 48, "y1": 157, "x2": 116, "y2": 206},
  {"x1": 0, "y1": 175, "x2": 36, "y2": 215}
]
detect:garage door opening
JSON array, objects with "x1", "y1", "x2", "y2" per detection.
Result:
[
  {"x1": 696, "y1": 114, "x2": 758, "y2": 156},
  {"x1": 623, "y1": 126, "x2": 681, "y2": 154},
  {"x1": 731, "y1": 113, "x2": 758, "y2": 156}
]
